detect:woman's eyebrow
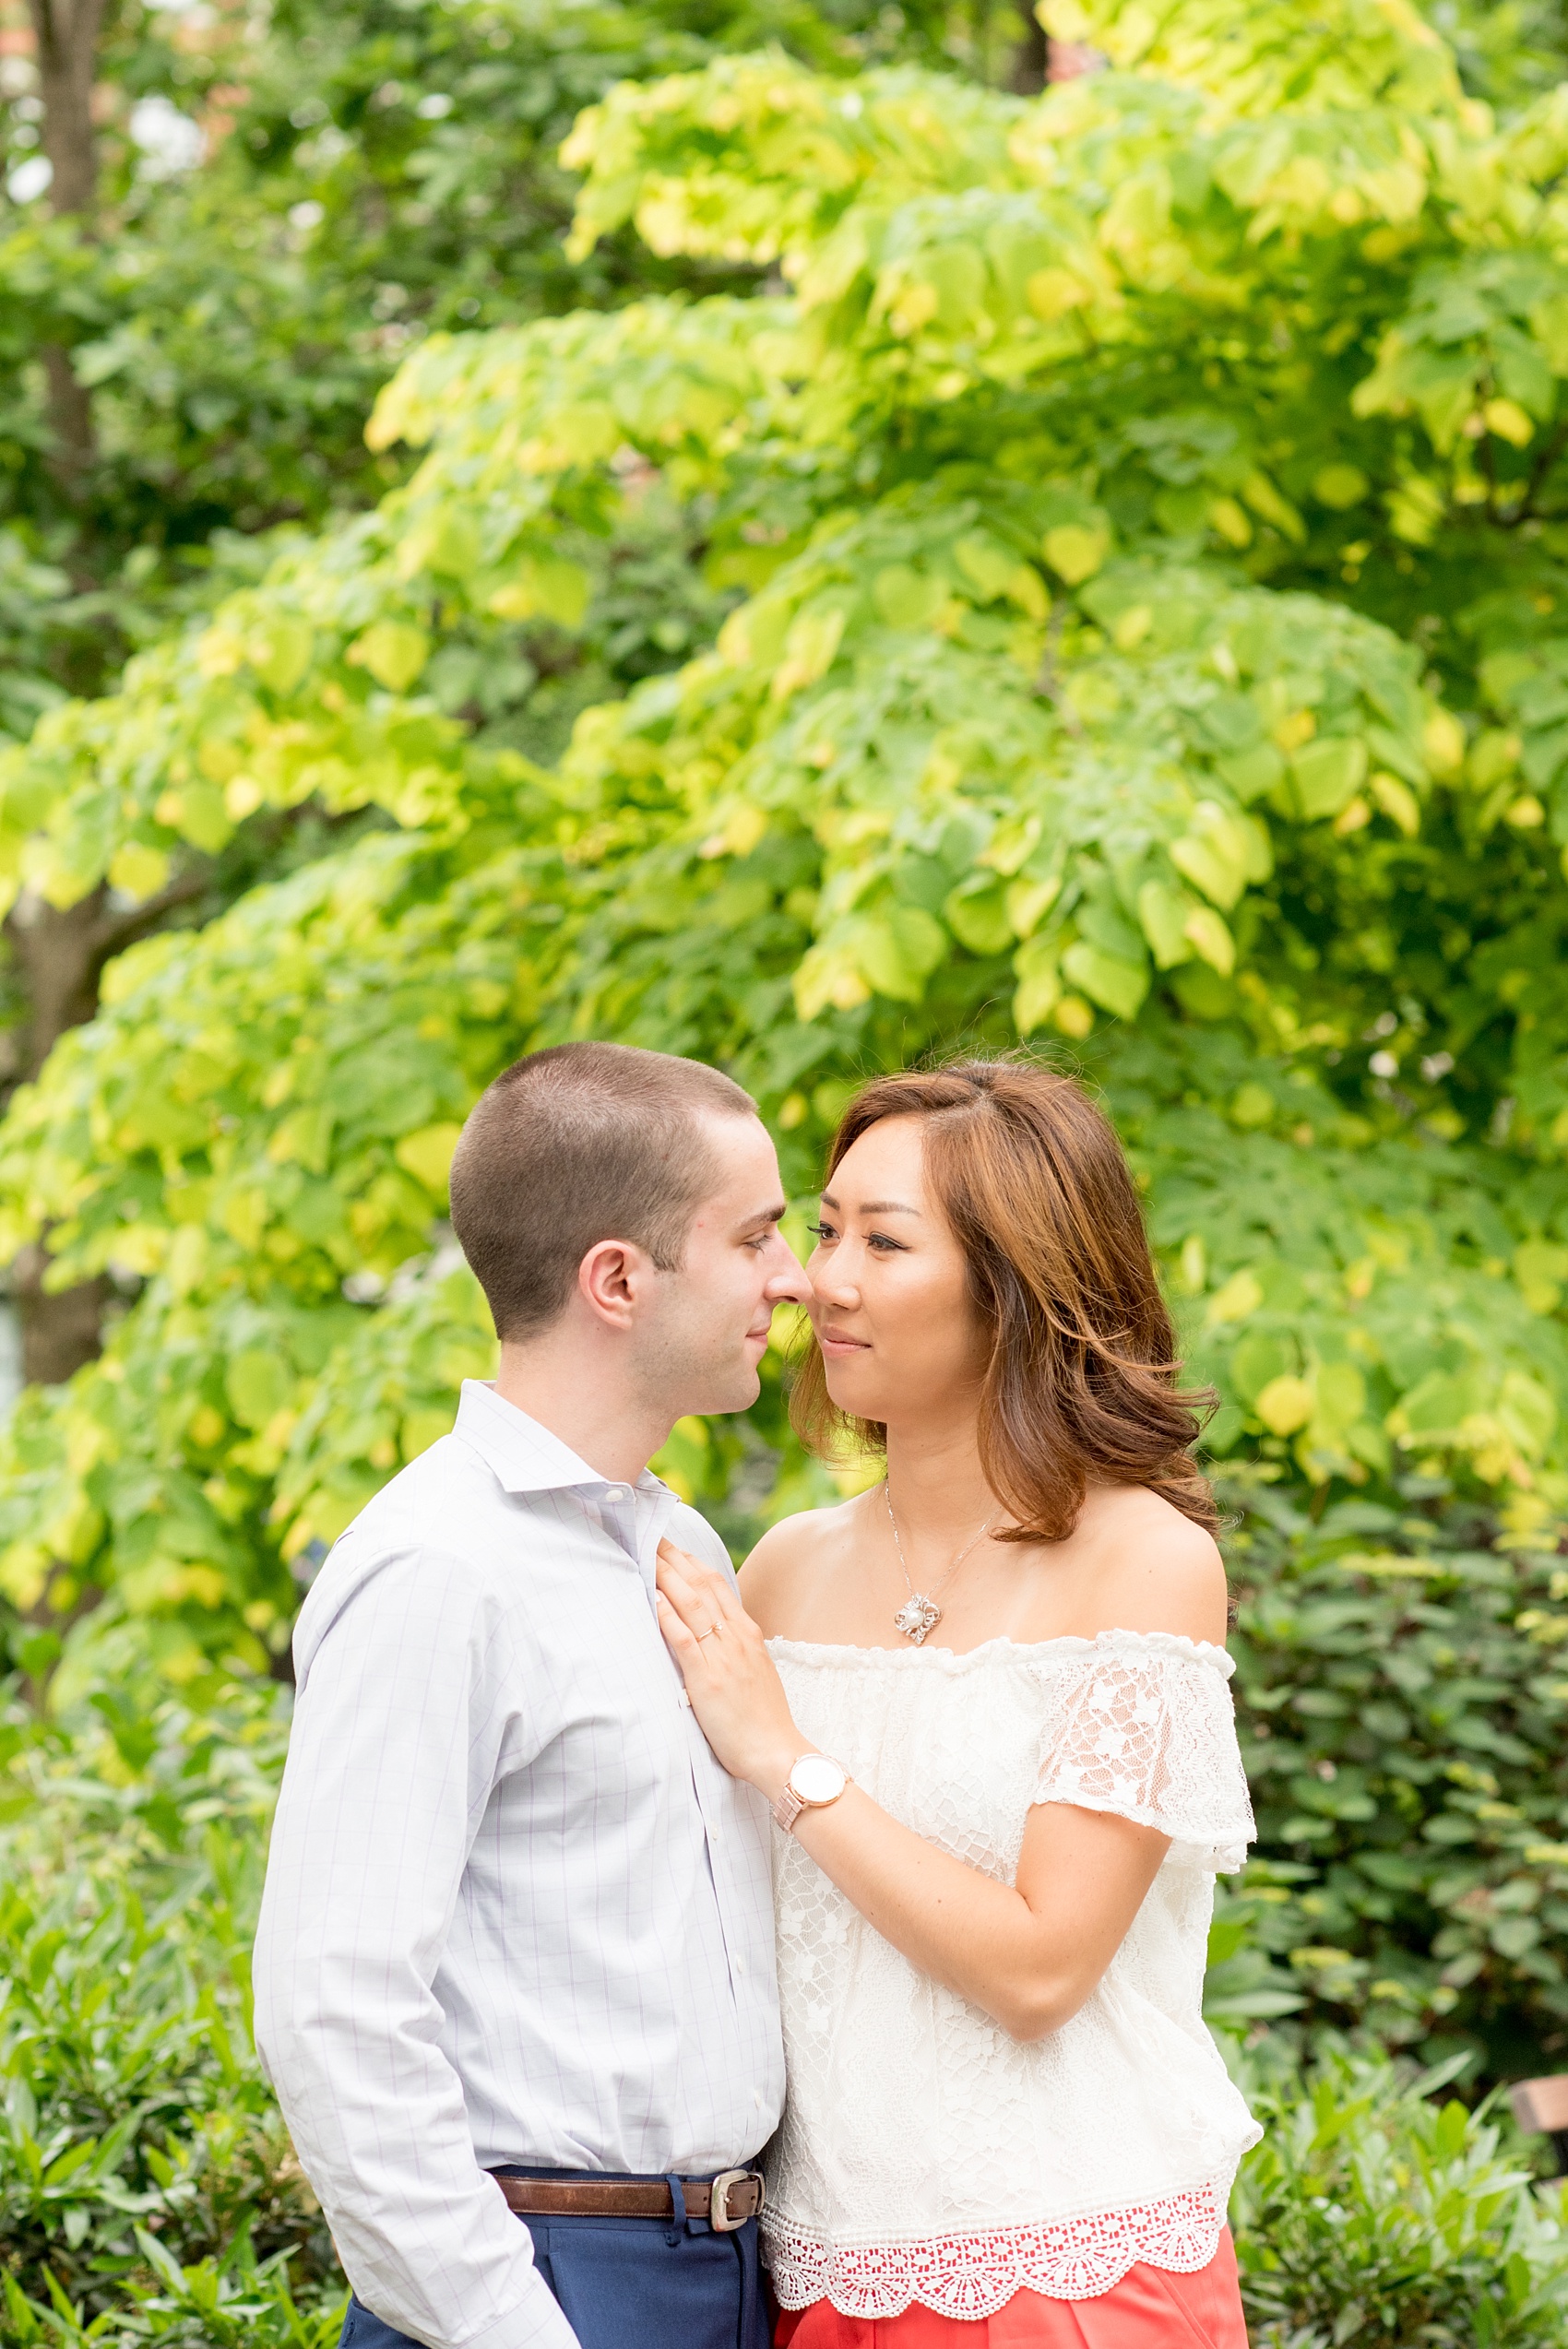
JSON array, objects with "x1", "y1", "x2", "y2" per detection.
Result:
[{"x1": 820, "y1": 1191, "x2": 922, "y2": 1216}]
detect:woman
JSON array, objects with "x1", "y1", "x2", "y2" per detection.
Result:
[{"x1": 655, "y1": 1059, "x2": 1258, "y2": 2348}]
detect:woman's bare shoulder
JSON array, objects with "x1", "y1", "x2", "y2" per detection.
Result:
[
  {"x1": 1072, "y1": 1484, "x2": 1229, "y2": 1646},
  {"x1": 738, "y1": 1498, "x2": 861, "y2": 1636}
]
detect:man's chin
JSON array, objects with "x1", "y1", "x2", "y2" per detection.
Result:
[{"x1": 695, "y1": 1362, "x2": 764, "y2": 1418}]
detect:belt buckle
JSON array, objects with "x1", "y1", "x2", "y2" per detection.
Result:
[{"x1": 708, "y1": 2168, "x2": 761, "y2": 2232}]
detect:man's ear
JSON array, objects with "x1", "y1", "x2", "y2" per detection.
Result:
[{"x1": 577, "y1": 1237, "x2": 655, "y2": 1330}]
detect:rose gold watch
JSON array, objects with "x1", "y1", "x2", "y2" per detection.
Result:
[{"x1": 771, "y1": 1751, "x2": 849, "y2": 1833}]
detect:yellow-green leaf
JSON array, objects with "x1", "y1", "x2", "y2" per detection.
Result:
[
  {"x1": 1137, "y1": 878, "x2": 1195, "y2": 968},
  {"x1": 489, "y1": 555, "x2": 591, "y2": 631},
  {"x1": 246, "y1": 618, "x2": 315, "y2": 696},
  {"x1": 1290, "y1": 735, "x2": 1369, "y2": 821},
  {"x1": 226, "y1": 1349, "x2": 291, "y2": 1432},
  {"x1": 1256, "y1": 1375, "x2": 1314, "y2": 1435},
  {"x1": 1062, "y1": 940, "x2": 1148, "y2": 1020},
  {"x1": 349, "y1": 622, "x2": 432, "y2": 694},
  {"x1": 395, "y1": 1122, "x2": 464, "y2": 1196},
  {"x1": 873, "y1": 566, "x2": 947, "y2": 628},
  {"x1": 1042, "y1": 523, "x2": 1111, "y2": 584},
  {"x1": 1013, "y1": 936, "x2": 1061, "y2": 1034},
  {"x1": 944, "y1": 880, "x2": 1013, "y2": 955},
  {"x1": 107, "y1": 845, "x2": 172, "y2": 903},
  {"x1": 1183, "y1": 905, "x2": 1235, "y2": 975},
  {"x1": 854, "y1": 907, "x2": 945, "y2": 1002}
]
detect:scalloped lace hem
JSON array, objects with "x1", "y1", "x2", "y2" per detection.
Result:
[{"x1": 761, "y1": 2182, "x2": 1227, "y2": 2318}]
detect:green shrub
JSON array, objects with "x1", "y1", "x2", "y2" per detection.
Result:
[
  {"x1": 3, "y1": 1621, "x2": 1568, "y2": 2344},
  {"x1": 1232, "y1": 2047, "x2": 1568, "y2": 2346},
  {"x1": 1218, "y1": 1472, "x2": 1568, "y2": 2082},
  {"x1": 0, "y1": 1689, "x2": 339, "y2": 2343}
]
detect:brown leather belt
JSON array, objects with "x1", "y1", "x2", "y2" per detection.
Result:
[{"x1": 489, "y1": 2169, "x2": 765, "y2": 2233}]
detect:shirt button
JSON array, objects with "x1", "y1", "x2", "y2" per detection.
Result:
[
  {"x1": 733, "y1": 1956, "x2": 746, "y2": 1976},
  {"x1": 606, "y1": 1484, "x2": 630, "y2": 1501}
]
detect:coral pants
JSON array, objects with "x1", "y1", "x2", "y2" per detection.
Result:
[{"x1": 775, "y1": 2230, "x2": 1247, "y2": 2349}]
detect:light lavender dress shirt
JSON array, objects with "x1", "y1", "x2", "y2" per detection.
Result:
[{"x1": 253, "y1": 1382, "x2": 783, "y2": 2349}]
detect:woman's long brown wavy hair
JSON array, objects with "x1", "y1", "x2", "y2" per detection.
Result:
[{"x1": 790, "y1": 1058, "x2": 1218, "y2": 1541}]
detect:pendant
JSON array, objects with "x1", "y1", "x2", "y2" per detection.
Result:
[{"x1": 894, "y1": 1594, "x2": 942, "y2": 1644}]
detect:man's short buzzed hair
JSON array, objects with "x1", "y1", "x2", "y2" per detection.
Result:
[{"x1": 448, "y1": 1041, "x2": 758, "y2": 1342}]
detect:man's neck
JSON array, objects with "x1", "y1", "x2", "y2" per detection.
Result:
[{"x1": 492, "y1": 1338, "x2": 669, "y2": 1488}]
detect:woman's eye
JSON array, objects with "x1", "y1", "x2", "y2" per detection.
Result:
[{"x1": 808, "y1": 1222, "x2": 834, "y2": 1241}]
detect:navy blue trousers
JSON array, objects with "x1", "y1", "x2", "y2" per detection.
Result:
[{"x1": 339, "y1": 2170, "x2": 770, "y2": 2349}]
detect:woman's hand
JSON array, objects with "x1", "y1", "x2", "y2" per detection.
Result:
[
  {"x1": 659, "y1": 1544, "x2": 1170, "y2": 2043},
  {"x1": 656, "y1": 1540, "x2": 802, "y2": 1797}
]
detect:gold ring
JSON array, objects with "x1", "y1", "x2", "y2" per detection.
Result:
[{"x1": 697, "y1": 1623, "x2": 720, "y2": 1641}]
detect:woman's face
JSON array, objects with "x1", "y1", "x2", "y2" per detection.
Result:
[{"x1": 805, "y1": 1114, "x2": 989, "y2": 1426}]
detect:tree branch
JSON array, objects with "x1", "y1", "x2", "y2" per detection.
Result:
[
  {"x1": 93, "y1": 862, "x2": 213, "y2": 960},
  {"x1": 1497, "y1": 418, "x2": 1568, "y2": 530},
  {"x1": 27, "y1": 0, "x2": 109, "y2": 490}
]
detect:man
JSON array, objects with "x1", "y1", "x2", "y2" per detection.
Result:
[{"x1": 253, "y1": 1041, "x2": 811, "y2": 2349}]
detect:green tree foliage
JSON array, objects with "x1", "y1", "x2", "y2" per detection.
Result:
[
  {"x1": 0, "y1": 0, "x2": 942, "y2": 718},
  {"x1": 0, "y1": 0, "x2": 938, "y2": 1390},
  {"x1": 6, "y1": 0, "x2": 1568, "y2": 2075}
]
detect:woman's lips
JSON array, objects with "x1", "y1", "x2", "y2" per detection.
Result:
[{"x1": 819, "y1": 1328, "x2": 870, "y2": 1356}]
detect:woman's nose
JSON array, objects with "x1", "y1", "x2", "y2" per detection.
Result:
[{"x1": 807, "y1": 1257, "x2": 859, "y2": 1306}]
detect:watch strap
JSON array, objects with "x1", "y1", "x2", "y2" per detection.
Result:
[{"x1": 771, "y1": 1782, "x2": 807, "y2": 1833}]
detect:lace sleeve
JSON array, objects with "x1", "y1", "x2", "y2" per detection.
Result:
[{"x1": 1029, "y1": 1636, "x2": 1254, "y2": 1872}]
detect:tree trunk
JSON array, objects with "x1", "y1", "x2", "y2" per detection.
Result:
[
  {"x1": 1009, "y1": 5, "x2": 1049, "y2": 93},
  {"x1": 28, "y1": 0, "x2": 106, "y2": 492},
  {"x1": 41, "y1": 343, "x2": 95, "y2": 491},
  {"x1": 5, "y1": 871, "x2": 208, "y2": 1386},
  {"x1": 6, "y1": 5, "x2": 111, "y2": 1388},
  {"x1": 9, "y1": 1242, "x2": 107, "y2": 1386},
  {"x1": 6, "y1": 886, "x2": 115, "y2": 1385},
  {"x1": 29, "y1": 0, "x2": 104, "y2": 216}
]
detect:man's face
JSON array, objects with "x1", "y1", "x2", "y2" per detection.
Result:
[{"x1": 634, "y1": 1114, "x2": 810, "y2": 1417}]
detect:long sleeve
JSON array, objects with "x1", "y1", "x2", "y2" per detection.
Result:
[{"x1": 253, "y1": 1537, "x2": 579, "y2": 2349}]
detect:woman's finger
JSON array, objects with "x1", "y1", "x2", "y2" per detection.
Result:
[
  {"x1": 654, "y1": 1552, "x2": 708, "y2": 1620},
  {"x1": 655, "y1": 1549, "x2": 729, "y2": 1630},
  {"x1": 658, "y1": 1539, "x2": 744, "y2": 1619},
  {"x1": 655, "y1": 1569, "x2": 734, "y2": 1655},
  {"x1": 655, "y1": 1590, "x2": 705, "y2": 1662},
  {"x1": 703, "y1": 1562, "x2": 746, "y2": 1620},
  {"x1": 654, "y1": 1545, "x2": 699, "y2": 1590}
]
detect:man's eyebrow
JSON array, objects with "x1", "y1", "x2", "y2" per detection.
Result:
[
  {"x1": 732, "y1": 1200, "x2": 788, "y2": 1231},
  {"x1": 819, "y1": 1191, "x2": 922, "y2": 1216}
]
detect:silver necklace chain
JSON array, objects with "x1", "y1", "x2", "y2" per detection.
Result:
[{"x1": 884, "y1": 1484, "x2": 994, "y2": 1645}]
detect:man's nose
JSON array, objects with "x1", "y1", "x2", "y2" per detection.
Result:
[{"x1": 764, "y1": 1245, "x2": 813, "y2": 1302}]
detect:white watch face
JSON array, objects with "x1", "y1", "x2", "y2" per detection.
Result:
[{"x1": 790, "y1": 1753, "x2": 845, "y2": 1805}]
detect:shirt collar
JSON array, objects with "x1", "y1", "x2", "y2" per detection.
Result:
[{"x1": 454, "y1": 1380, "x2": 671, "y2": 1501}]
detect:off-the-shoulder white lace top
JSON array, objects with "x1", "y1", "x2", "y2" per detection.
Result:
[{"x1": 761, "y1": 1631, "x2": 1260, "y2": 2319}]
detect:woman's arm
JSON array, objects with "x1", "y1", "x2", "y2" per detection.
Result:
[{"x1": 656, "y1": 1540, "x2": 1170, "y2": 2042}]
